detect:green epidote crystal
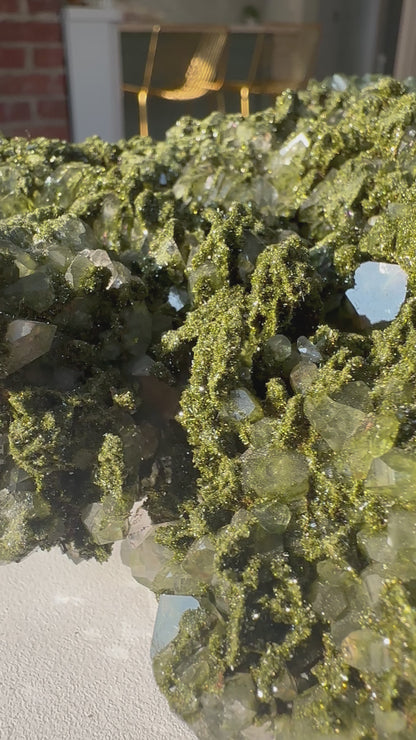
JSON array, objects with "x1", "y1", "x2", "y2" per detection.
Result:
[{"x1": 3, "y1": 76, "x2": 416, "y2": 737}]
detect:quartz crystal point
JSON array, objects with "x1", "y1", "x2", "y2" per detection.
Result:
[
  {"x1": 151, "y1": 594, "x2": 200, "y2": 657},
  {"x1": 39, "y1": 162, "x2": 90, "y2": 208},
  {"x1": 252, "y1": 502, "x2": 291, "y2": 533},
  {"x1": 289, "y1": 360, "x2": 318, "y2": 394},
  {"x1": 263, "y1": 334, "x2": 292, "y2": 367},
  {"x1": 181, "y1": 535, "x2": 216, "y2": 583},
  {"x1": 3, "y1": 271, "x2": 55, "y2": 313},
  {"x1": 341, "y1": 628, "x2": 392, "y2": 674},
  {"x1": 346, "y1": 261, "x2": 407, "y2": 325},
  {"x1": 357, "y1": 527, "x2": 395, "y2": 564},
  {"x1": 304, "y1": 394, "x2": 366, "y2": 451},
  {"x1": 0, "y1": 239, "x2": 36, "y2": 276},
  {"x1": 296, "y1": 335, "x2": 322, "y2": 363},
  {"x1": 221, "y1": 388, "x2": 264, "y2": 424},
  {"x1": 374, "y1": 707, "x2": 407, "y2": 738},
  {"x1": 365, "y1": 448, "x2": 416, "y2": 502},
  {"x1": 240, "y1": 446, "x2": 309, "y2": 501},
  {"x1": 5, "y1": 319, "x2": 56, "y2": 374},
  {"x1": 191, "y1": 673, "x2": 259, "y2": 740},
  {"x1": 120, "y1": 525, "x2": 172, "y2": 590},
  {"x1": 361, "y1": 563, "x2": 386, "y2": 606},
  {"x1": 81, "y1": 502, "x2": 126, "y2": 545},
  {"x1": 65, "y1": 248, "x2": 133, "y2": 290},
  {"x1": 167, "y1": 286, "x2": 189, "y2": 311}
]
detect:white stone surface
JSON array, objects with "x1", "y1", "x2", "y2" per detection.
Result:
[{"x1": 0, "y1": 544, "x2": 196, "y2": 740}]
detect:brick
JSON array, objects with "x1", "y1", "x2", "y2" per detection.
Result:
[
  {"x1": 0, "y1": 0, "x2": 20, "y2": 12},
  {"x1": 0, "y1": 100, "x2": 31, "y2": 122},
  {"x1": 0, "y1": 47, "x2": 26, "y2": 69},
  {"x1": 0, "y1": 21, "x2": 61, "y2": 43},
  {"x1": 34, "y1": 46, "x2": 63, "y2": 68},
  {"x1": 0, "y1": 73, "x2": 65, "y2": 95},
  {"x1": 28, "y1": 0, "x2": 62, "y2": 12},
  {"x1": 37, "y1": 97, "x2": 67, "y2": 118},
  {"x1": 8, "y1": 123, "x2": 70, "y2": 139}
]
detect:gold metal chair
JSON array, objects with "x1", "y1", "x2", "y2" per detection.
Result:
[
  {"x1": 122, "y1": 25, "x2": 229, "y2": 137},
  {"x1": 224, "y1": 23, "x2": 320, "y2": 117}
]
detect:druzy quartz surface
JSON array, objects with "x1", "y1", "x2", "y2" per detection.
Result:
[{"x1": 2, "y1": 76, "x2": 416, "y2": 738}]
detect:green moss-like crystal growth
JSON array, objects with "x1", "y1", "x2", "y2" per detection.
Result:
[{"x1": 3, "y1": 75, "x2": 416, "y2": 737}]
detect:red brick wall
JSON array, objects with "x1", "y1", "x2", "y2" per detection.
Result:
[{"x1": 0, "y1": 0, "x2": 70, "y2": 139}]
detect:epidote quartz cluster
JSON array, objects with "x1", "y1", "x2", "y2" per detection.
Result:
[{"x1": 2, "y1": 75, "x2": 416, "y2": 737}]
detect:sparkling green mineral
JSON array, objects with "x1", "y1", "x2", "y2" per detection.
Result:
[
  {"x1": 3, "y1": 76, "x2": 416, "y2": 740},
  {"x1": 240, "y1": 446, "x2": 309, "y2": 501}
]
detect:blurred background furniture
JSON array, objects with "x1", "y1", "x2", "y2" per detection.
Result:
[
  {"x1": 60, "y1": 2, "x2": 407, "y2": 143},
  {"x1": 120, "y1": 23, "x2": 319, "y2": 137},
  {"x1": 121, "y1": 24, "x2": 228, "y2": 136},
  {"x1": 223, "y1": 23, "x2": 320, "y2": 117}
]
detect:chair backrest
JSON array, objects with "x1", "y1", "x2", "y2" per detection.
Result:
[
  {"x1": 255, "y1": 24, "x2": 320, "y2": 88},
  {"x1": 144, "y1": 27, "x2": 228, "y2": 99},
  {"x1": 179, "y1": 31, "x2": 228, "y2": 94}
]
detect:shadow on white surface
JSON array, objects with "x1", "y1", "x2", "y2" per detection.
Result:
[{"x1": 0, "y1": 543, "x2": 196, "y2": 740}]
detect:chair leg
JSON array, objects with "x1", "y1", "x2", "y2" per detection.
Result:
[
  {"x1": 138, "y1": 90, "x2": 149, "y2": 137},
  {"x1": 240, "y1": 86, "x2": 250, "y2": 117},
  {"x1": 217, "y1": 90, "x2": 225, "y2": 113}
]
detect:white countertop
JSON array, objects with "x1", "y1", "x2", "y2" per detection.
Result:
[{"x1": 0, "y1": 543, "x2": 196, "y2": 740}]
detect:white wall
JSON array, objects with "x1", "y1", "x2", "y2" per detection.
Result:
[
  {"x1": 93, "y1": 0, "x2": 319, "y2": 25},
  {"x1": 263, "y1": 0, "x2": 319, "y2": 23},
  {"x1": 113, "y1": 0, "x2": 264, "y2": 24},
  {"x1": 315, "y1": 0, "x2": 385, "y2": 79},
  {"x1": 62, "y1": 7, "x2": 124, "y2": 142}
]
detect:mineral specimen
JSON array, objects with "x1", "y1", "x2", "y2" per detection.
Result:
[
  {"x1": 4, "y1": 319, "x2": 56, "y2": 374},
  {"x1": 2, "y1": 76, "x2": 416, "y2": 738}
]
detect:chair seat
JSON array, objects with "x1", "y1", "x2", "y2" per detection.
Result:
[
  {"x1": 122, "y1": 26, "x2": 228, "y2": 136},
  {"x1": 223, "y1": 79, "x2": 296, "y2": 94},
  {"x1": 121, "y1": 23, "x2": 319, "y2": 132},
  {"x1": 223, "y1": 23, "x2": 320, "y2": 116}
]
